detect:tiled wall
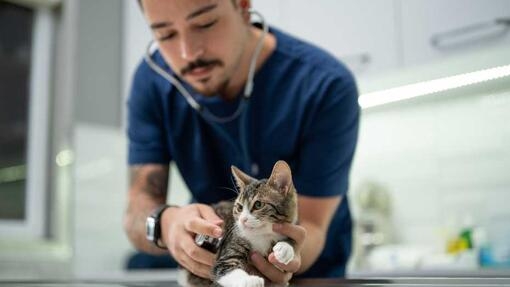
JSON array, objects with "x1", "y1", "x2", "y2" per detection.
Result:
[
  {"x1": 73, "y1": 124, "x2": 191, "y2": 277},
  {"x1": 349, "y1": 80, "x2": 510, "y2": 248},
  {"x1": 74, "y1": 125, "x2": 132, "y2": 277}
]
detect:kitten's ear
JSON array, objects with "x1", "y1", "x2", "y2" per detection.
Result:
[
  {"x1": 231, "y1": 165, "x2": 255, "y2": 191},
  {"x1": 268, "y1": 160, "x2": 293, "y2": 195}
]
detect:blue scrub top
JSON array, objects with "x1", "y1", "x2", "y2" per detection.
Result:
[{"x1": 127, "y1": 26, "x2": 360, "y2": 278}]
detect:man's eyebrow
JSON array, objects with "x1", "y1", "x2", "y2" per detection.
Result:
[
  {"x1": 149, "y1": 4, "x2": 217, "y2": 29},
  {"x1": 150, "y1": 21, "x2": 173, "y2": 30},
  {"x1": 186, "y1": 3, "x2": 218, "y2": 20}
]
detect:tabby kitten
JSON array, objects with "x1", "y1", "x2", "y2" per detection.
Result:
[{"x1": 182, "y1": 160, "x2": 298, "y2": 287}]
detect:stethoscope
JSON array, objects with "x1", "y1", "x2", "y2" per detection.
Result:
[{"x1": 144, "y1": 10, "x2": 268, "y2": 175}]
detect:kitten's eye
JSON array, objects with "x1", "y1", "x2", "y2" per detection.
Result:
[
  {"x1": 235, "y1": 203, "x2": 243, "y2": 212},
  {"x1": 253, "y1": 200, "x2": 264, "y2": 210}
]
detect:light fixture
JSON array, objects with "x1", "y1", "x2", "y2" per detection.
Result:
[{"x1": 359, "y1": 64, "x2": 510, "y2": 109}]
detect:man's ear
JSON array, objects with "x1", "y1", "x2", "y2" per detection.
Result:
[
  {"x1": 238, "y1": 0, "x2": 251, "y2": 22},
  {"x1": 231, "y1": 165, "x2": 255, "y2": 191}
]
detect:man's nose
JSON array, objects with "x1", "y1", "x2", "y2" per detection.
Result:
[{"x1": 179, "y1": 34, "x2": 204, "y2": 61}]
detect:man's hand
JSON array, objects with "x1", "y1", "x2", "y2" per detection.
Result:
[
  {"x1": 251, "y1": 223, "x2": 306, "y2": 284},
  {"x1": 161, "y1": 203, "x2": 223, "y2": 279}
]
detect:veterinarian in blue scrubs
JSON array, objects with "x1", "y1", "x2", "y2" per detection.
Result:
[{"x1": 124, "y1": 0, "x2": 359, "y2": 282}]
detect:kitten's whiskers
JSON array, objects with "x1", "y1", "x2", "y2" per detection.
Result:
[{"x1": 219, "y1": 186, "x2": 239, "y2": 195}]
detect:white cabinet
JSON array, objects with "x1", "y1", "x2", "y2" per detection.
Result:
[
  {"x1": 399, "y1": 0, "x2": 510, "y2": 67},
  {"x1": 253, "y1": 0, "x2": 400, "y2": 76},
  {"x1": 253, "y1": 0, "x2": 510, "y2": 77},
  {"x1": 251, "y1": 0, "x2": 286, "y2": 29}
]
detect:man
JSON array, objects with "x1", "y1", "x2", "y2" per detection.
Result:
[{"x1": 124, "y1": 0, "x2": 359, "y2": 283}]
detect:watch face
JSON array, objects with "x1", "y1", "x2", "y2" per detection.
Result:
[{"x1": 146, "y1": 217, "x2": 157, "y2": 242}]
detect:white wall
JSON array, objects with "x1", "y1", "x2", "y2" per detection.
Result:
[
  {"x1": 73, "y1": 124, "x2": 132, "y2": 277},
  {"x1": 350, "y1": 62, "x2": 510, "y2": 249},
  {"x1": 122, "y1": 0, "x2": 151, "y2": 106}
]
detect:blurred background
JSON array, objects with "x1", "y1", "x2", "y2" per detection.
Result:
[{"x1": 0, "y1": 0, "x2": 509, "y2": 280}]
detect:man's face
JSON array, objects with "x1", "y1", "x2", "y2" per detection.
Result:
[{"x1": 142, "y1": 0, "x2": 249, "y2": 96}]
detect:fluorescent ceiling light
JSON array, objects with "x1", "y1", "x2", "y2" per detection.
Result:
[{"x1": 359, "y1": 64, "x2": 510, "y2": 109}]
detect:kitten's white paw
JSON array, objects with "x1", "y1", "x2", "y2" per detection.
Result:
[
  {"x1": 217, "y1": 269, "x2": 264, "y2": 287},
  {"x1": 273, "y1": 241, "x2": 294, "y2": 265},
  {"x1": 177, "y1": 268, "x2": 189, "y2": 287}
]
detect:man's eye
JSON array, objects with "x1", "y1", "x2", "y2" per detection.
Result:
[
  {"x1": 159, "y1": 32, "x2": 176, "y2": 41},
  {"x1": 197, "y1": 19, "x2": 218, "y2": 29}
]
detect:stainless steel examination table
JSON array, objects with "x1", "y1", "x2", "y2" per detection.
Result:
[{"x1": 2, "y1": 277, "x2": 510, "y2": 287}]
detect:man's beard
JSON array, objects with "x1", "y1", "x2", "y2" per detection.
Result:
[
  {"x1": 181, "y1": 58, "x2": 223, "y2": 76},
  {"x1": 194, "y1": 76, "x2": 230, "y2": 97},
  {"x1": 180, "y1": 58, "x2": 228, "y2": 96}
]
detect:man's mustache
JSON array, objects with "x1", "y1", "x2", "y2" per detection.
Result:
[{"x1": 181, "y1": 59, "x2": 223, "y2": 76}]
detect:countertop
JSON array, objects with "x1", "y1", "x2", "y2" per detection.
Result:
[
  {"x1": 2, "y1": 277, "x2": 510, "y2": 287},
  {"x1": 2, "y1": 270, "x2": 510, "y2": 287}
]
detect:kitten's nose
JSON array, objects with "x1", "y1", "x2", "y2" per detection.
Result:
[{"x1": 240, "y1": 217, "x2": 248, "y2": 226}]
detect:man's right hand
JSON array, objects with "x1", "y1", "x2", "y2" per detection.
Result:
[{"x1": 161, "y1": 203, "x2": 223, "y2": 279}]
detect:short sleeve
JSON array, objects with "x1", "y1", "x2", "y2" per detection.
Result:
[
  {"x1": 293, "y1": 74, "x2": 360, "y2": 197},
  {"x1": 127, "y1": 61, "x2": 171, "y2": 165}
]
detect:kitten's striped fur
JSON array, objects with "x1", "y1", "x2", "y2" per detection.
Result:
[{"x1": 183, "y1": 161, "x2": 298, "y2": 287}]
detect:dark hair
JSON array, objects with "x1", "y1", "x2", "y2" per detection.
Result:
[{"x1": 137, "y1": 0, "x2": 237, "y2": 10}]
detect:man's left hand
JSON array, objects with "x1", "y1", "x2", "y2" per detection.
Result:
[{"x1": 251, "y1": 223, "x2": 307, "y2": 284}]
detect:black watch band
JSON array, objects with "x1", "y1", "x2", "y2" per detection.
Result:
[{"x1": 146, "y1": 204, "x2": 172, "y2": 249}]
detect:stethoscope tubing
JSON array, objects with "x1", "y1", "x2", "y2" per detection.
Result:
[{"x1": 143, "y1": 10, "x2": 268, "y2": 173}]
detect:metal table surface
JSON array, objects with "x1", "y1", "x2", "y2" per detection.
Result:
[{"x1": 1, "y1": 277, "x2": 510, "y2": 287}]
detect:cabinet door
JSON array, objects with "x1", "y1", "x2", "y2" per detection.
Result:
[
  {"x1": 273, "y1": 0, "x2": 399, "y2": 76},
  {"x1": 252, "y1": 0, "x2": 285, "y2": 28},
  {"x1": 400, "y1": 0, "x2": 510, "y2": 67}
]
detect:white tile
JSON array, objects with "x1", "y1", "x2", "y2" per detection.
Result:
[
  {"x1": 355, "y1": 86, "x2": 510, "y2": 250},
  {"x1": 392, "y1": 222, "x2": 444, "y2": 246},
  {"x1": 485, "y1": 190, "x2": 510, "y2": 219},
  {"x1": 74, "y1": 124, "x2": 133, "y2": 276}
]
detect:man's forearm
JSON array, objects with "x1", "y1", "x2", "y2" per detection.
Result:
[
  {"x1": 297, "y1": 221, "x2": 326, "y2": 274},
  {"x1": 123, "y1": 193, "x2": 168, "y2": 255},
  {"x1": 124, "y1": 164, "x2": 170, "y2": 255},
  {"x1": 295, "y1": 195, "x2": 342, "y2": 274}
]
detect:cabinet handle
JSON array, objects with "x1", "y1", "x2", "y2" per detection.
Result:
[{"x1": 431, "y1": 17, "x2": 510, "y2": 49}]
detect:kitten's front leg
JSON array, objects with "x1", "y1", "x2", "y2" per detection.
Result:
[
  {"x1": 217, "y1": 269, "x2": 264, "y2": 287},
  {"x1": 272, "y1": 241, "x2": 295, "y2": 265},
  {"x1": 214, "y1": 236, "x2": 264, "y2": 287}
]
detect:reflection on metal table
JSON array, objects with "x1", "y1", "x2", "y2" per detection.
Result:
[{"x1": 1, "y1": 277, "x2": 510, "y2": 287}]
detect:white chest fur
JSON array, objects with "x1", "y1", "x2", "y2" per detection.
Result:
[
  {"x1": 235, "y1": 208, "x2": 290, "y2": 256},
  {"x1": 241, "y1": 228, "x2": 285, "y2": 256}
]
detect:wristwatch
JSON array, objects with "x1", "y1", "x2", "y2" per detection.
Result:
[{"x1": 146, "y1": 204, "x2": 171, "y2": 249}]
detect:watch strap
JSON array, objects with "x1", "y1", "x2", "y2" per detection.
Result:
[{"x1": 148, "y1": 204, "x2": 172, "y2": 249}]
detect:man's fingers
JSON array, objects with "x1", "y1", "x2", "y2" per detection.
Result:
[
  {"x1": 173, "y1": 236, "x2": 213, "y2": 279},
  {"x1": 179, "y1": 251, "x2": 213, "y2": 279},
  {"x1": 251, "y1": 252, "x2": 292, "y2": 284},
  {"x1": 185, "y1": 217, "x2": 223, "y2": 238},
  {"x1": 198, "y1": 204, "x2": 224, "y2": 225},
  {"x1": 273, "y1": 223, "x2": 306, "y2": 247},
  {"x1": 182, "y1": 237, "x2": 216, "y2": 266},
  {"x1": 268, "y1": 253, "x2": 300, "y2": 273}
]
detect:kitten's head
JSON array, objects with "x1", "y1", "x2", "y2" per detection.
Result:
[{"x1": 231, "y1": 161, "x2": 298, "y2": 234}]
